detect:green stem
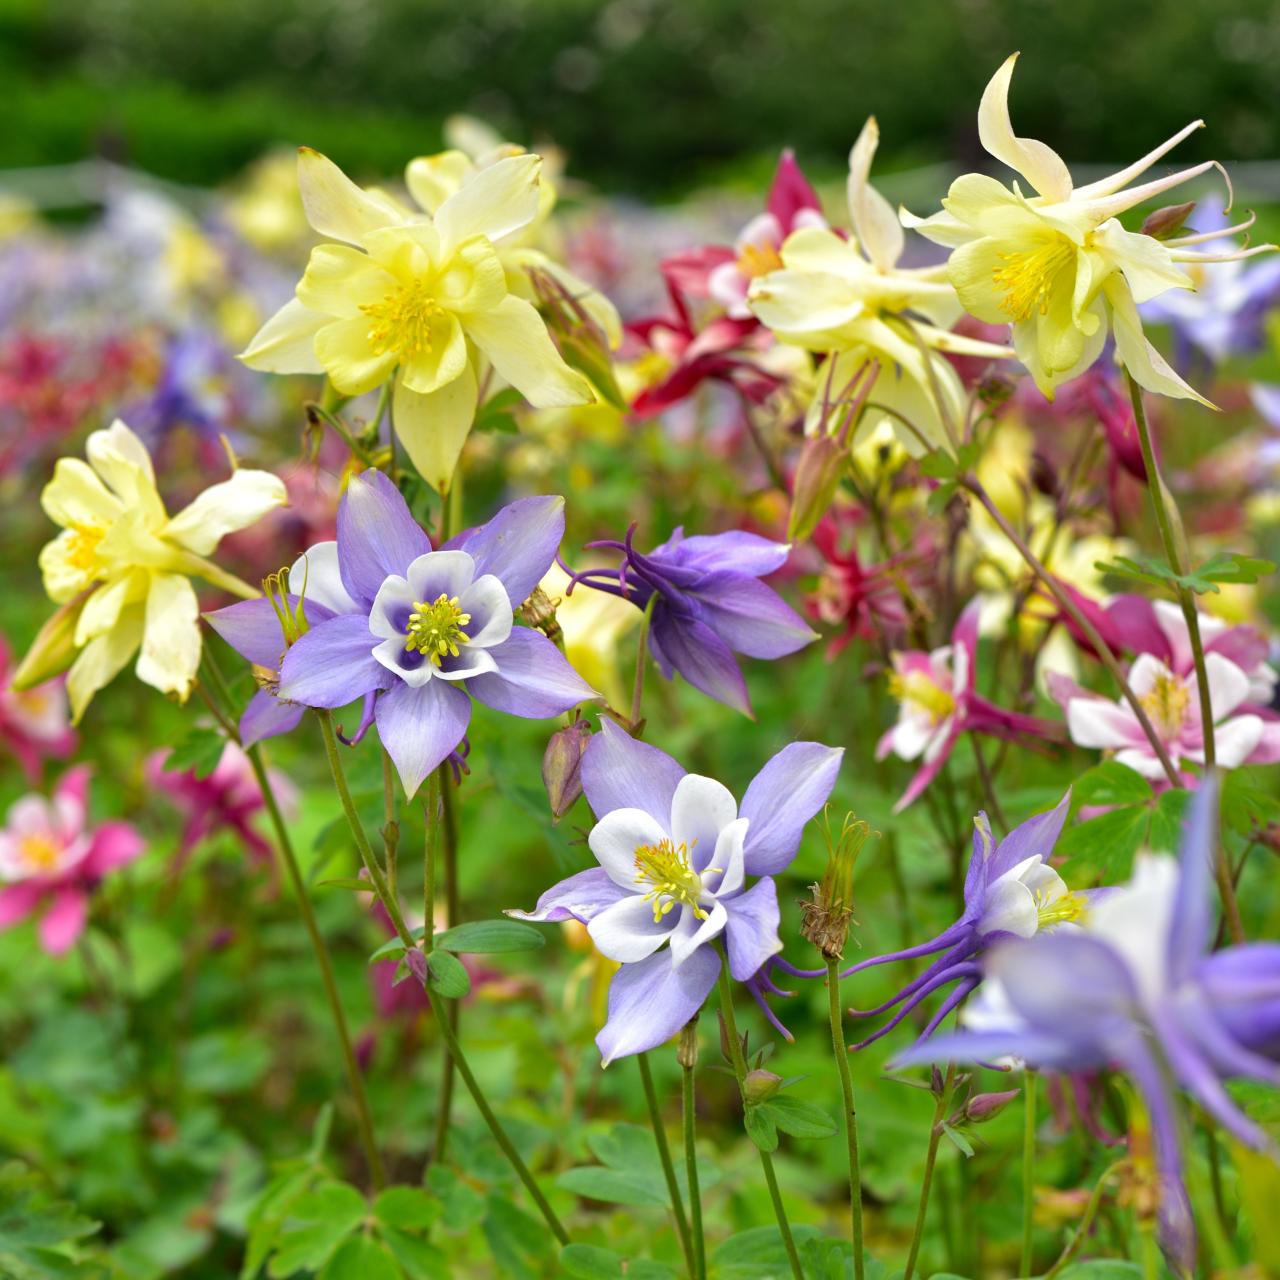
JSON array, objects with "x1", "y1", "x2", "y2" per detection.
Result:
[
  {"x1": 638, "y1": 1053, "x2": 695, "y2": 1277},
  {"x1": 1140, "y1": 1225, "x2": 1160, "y2": 1280},
  {"x1": 381, "y1": 748, "x2": 399, "y2": 905},
  {"x1": 1042, "y1": 1160, "x2": 1121, "y2": 1279},
  {"x1": 1021, "y1": 1071, "x2": 1037, "y2": 1279},
  {"x1": 433, "y1": 768, "x2": 460, "y2": 1161},
  {"x1": 317, "y1": 710, "x2": 569, "y2": 1242},
  {"x1": 682, "y1": 1045, "x2": 706, "y2": 1280},
  {"x1": 630, "y1": 594, "x2": 657, "y2": 729},
  {"x1": 825, "y1": 958, "x2": 864, "y2": 1280},
  {"x1": 717, "y1": 961, "x2": 804, "y2": 1280},
  {"x1": 903, "y1": 1065, "x2": 956, "y2": 1280},
  {"x1": 307, "y1": 401, "x2": 378, "y2": 466},
  {"x1": 1126, "y1": 373, "x2": 1244, "y2": 944}
]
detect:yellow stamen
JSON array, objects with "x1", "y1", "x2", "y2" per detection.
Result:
[
  {"x1": 737, "y1": 240, "x2": 784, "y2": 279},
  {"x1": 405, "y1": 594, "x2": 471, "y2": 665},
  {"x1": 66, "y1": 523, "x2": 105, "y2": 573},
  {"x1": 633, "y1": 838, "x2": 715, "y2": 922},
  {"x1": 1139, "y1": 671, "x2": 1190, "y2": 739},
  {"x1": 992, "y1": 237, "x2": 1076, "y2": 322},
  {"x1": 19, "y1": 834, "x2": 62, "y2": 873},
  {"x1": 888, "y1": 669, "x2": 956, "y2": 724},
  {"x1": 1035, "y1": 888, "x2": 1088, "y2": 930},
  {"x1": 361, "y1": 282, "x2": 443, "y2": 358}
]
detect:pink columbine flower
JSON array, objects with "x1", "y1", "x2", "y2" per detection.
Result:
[
  {"x1": 1049, "y1": 598, "x2": 1280, "y2": 778},
  {"x1": 0, "y1": 766, "x2": 143, "y2": 954},
  {"x1": 878, "y1": 601, "x2": 1057, "y2": 811},
  {"x1": 0, "y1": 632, "x2": 76, "y2": 783}
]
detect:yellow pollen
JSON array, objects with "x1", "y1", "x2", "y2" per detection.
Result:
[
  {"x1": 633, "y1": 838, "x2": 715, "y2": 922},
  {"x1": 1139, "y1": 671, "x2": 1190, "y2": 739},
  {"x1": 360, "y1": 282, "x2": 444, "y2": 358},
  {"x1": 1035, "y1": 888, "x2": 1088, "y2": 930},
  {"x1": 737, "y1": 240, "x2": 784, "y2": 280},
  {"x1": 19, "y1": 834, "x2": 62, "y2": 873},
  {"x1": 888, "y1": 669, "x2": 956, "y2": 724},
  {"x1": 404, "y1": 594, "x2": 471, "y2": 665},
  {"x1": 992, "y1": 238, "x2": 1075, "y2": 322},
  {"x1": 66, "y1": 522, "x2": 105, "y2": 573}
]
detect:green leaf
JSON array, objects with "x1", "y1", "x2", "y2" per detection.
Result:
[
  {"x1": 482, "y1": 1193, "x2": 553, "y2": 1278},
  {"x1": 1057, "y1": 1263, "x2": 1143, "y2": 1278},
  {"x1": 713, "y1": 1226, "x2": 826, "y2": 1278},
  {"x1": 426, "y1": 949, "x2": 471, "y2": 998},
  {"x1": 939, "y1": 1121, "x2": 974, "y2": 1157},
  {"x1": 266, "y1": 1182, "x2": 365, "y2": 1277},
  {"x1": 472, "y1": 388, "x2": 523, "y2": 434},
  {"x1": 241, "y1": 1164, "x2": 320, "y2": 1279},
  {"x1": 166, "y1": 726, "x2": 226, "y2": 779},
  {"x1": 319, "y1": 1235, "x2": 400, "y2": 1280},
  {"x1": 760, "y1": 1095, "x2": 837, "y2": 1140},
  {"x1": 380, "y1": 1227, "x2": 448, "y2": 1279},
  {"x1": 434, "y1": 919, "x2": 546, "y2": 954},
  {"x1": 424, "y1": 1168, "x2": 485, "y2": 1234},
  {"x1": 372, "y1": 1186, "x2": 438, "y2": 1232},
  {"x1": 1147, "y1": 787, "x2": 1192, "y2": 854},
  {"x1": 369, "y1": 937, "x2": 409, "y2": 965},
  {"x1": 1222, "y1": 768, "x2": 1280, "y2": 838},
  {"x1": 743, "y1": 1103, "x2": 779, "y2": 1152},
  {"x1": 556, "y1": 1122, "x2": 716, "y2": 1209},
  {"x1": 0, "y1": 1162, "x2": 99, "y2": 1249},
  {"x1": 1070, "y1": 761, "x2": 1153, "y2": 808},
  {"x1": 1184, "y1": 551, "x2": 1275, "y2": 589},
  {"x1": 1057, "y1": 803, "x2": 1149, "y2": 880},
  {"x1": 318, "y1": 877, "x2": 374, "y2": 892},
  {"x1": 558, "y1": 1243, "x2": 677, "y2": 1278}
]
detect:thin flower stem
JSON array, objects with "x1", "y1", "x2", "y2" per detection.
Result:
[
  {"x1": 1020, "y1": 1071, "x2": 1037, "y2": 1279},
  {"x1": 825, "y1": 957, "x2": 864, "y2": 1280},
  {"x1": 381, "y1": 748, "x2": 399, "y2": 904},
  {"x1": 902, "y1": 1064, "x2": 957, "y2": 1280},
  {"x1": 961, "y1": 476, "x2": 1181, "y2": 787},
  {"x1": 717, "y1": 960, "x2": 805, "y2": 1280},
  {"x1": 630, "y1": 594, "x2": 657, "y2": 729},
  {"x1": 637, "y1": 1053, "x2": 696, "y2": 1277},
  {"x1": 433, "y1": 767, "x2": 460, "y2": 1161},
  {"x1": 423, "y1": 770, "x2": 441, "y2": 951},
  {"x1": 306, "y1": 401, "x2": 378, "y2": 467},
  {"x1": 1125, "y1": 373, "x2": 1244, "y2": 944},
  {"x1": 971, "y1": 738, "x2": 1008, "y2": 837},
  {"x1": 316, "y1": 710, "x2": 570, "y2": 1243},
  {"x1": 1042, "y1": 1160, "x2": 1122, "y2": 1279},
  {"x1": 682, "y1": 1050, "x2": 706, "y2": 1280}
]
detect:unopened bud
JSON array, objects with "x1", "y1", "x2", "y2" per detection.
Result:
[
  {"x1": 541, "y1": 720, "x2": 591, "y2": 822},
  {"x1": 519, "y1": 586, "x2": 562, "y2": 646},
  {"x1": 744, "y1": 1069, "x2": 782, "y2": 1105},
  {"x1": 1141, "y1": 201, "x2": 1195, "y2": 241},
  {"x1": 11, "y1": 593, "x2": 88, "y2": 691},
  {"x1": 976, "y1": 373, "x2": 1017, "y2": 408},
  {"x1": 677, "y1": 1017, "x2": 699, "y2": 1070},
  {"x1": 530, "y1": 266, "x2": 626, "y2": 411},
  {"x1": 958, "y1": 1088, "x2": 1020, "y2": 1125},
  {"x1": 788, "y1": 435, "x2": 849, "y2": 541}
]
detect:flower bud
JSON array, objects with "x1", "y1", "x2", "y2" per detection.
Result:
[
  {"x1": 12, "y1": 593, "x2": 87, "y2": 691},
  {"x1": 529, "y1": 266, "x2": 626, "y2": 411},
  {"x1": 744, "y1": 1069, "x2": 782, "y2": 1105},
  {"x1": 1140, "y1": 201, "x2": 1195, "y2": 241},
  {"x1": 677, "y1": 1017, "x2": 699, "y2": 1070},
  {"x1": 788, "y1": 435, "x2": 849, "y2": 542},
  {"x1": 541, "y1": 720, "x2": 591, "y2": 822},
  {"x1": 958, "y1": 1088, "x2": 1020, "y2": 1124}
]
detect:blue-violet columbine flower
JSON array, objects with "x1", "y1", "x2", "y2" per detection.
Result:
[
  {"x1": 510, "y1": 718, "x2": 842, "y2": 1063},
  {"x1": 207, "y1": 470, "x2": 597, "y2": 795},
  {"x1": 563, "y1": 526, "x2": 816, "y2": 716}
]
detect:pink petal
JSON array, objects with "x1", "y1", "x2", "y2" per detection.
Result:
[
  {"x1": 85, "y1": 822, "x2": 145, "y2": 876},
  {"x1": 38, "y1": 886, "x2": 88, "y2": 954},
  {"x1": 0, "y1": 882, "x2": 42, "y2": 929}
]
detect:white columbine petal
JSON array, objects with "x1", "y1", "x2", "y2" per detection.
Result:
[{"x1": 589, "y1": 808, "x2": 669, "y2": 891}]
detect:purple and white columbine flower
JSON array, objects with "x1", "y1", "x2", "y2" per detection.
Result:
[
  {"x1": 510, "y1": 718, "x2": 842, "y2": 1063},
  {"x1": 563, "y1": 526, "x2": 816, "y2": 716},
  {"x1": 894, "y1": 780, "x2": 1280, "y2": 1272},
  {"x1": 208, "y1": 470, "x2": 597, "y2": 795}
]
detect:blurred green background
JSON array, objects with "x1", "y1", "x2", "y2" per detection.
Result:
[{"x1": 3, "y1": 0, "x2": 1280, "y2": 197}]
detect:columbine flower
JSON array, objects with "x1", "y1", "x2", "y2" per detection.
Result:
[
  {"x1": 23, "y1": 419, "x2": 285, "y2": 721},
  {"x1": 905, "y1": 54, "x2": 1275, "y2": 404},
  {"x1": 893, "y1": 781, "x2": 1280, "y2": 1272},
  {"x1": 211, "y1": 470, "x2": 596, "y2": 796},
  {"x1": 240, "y1": 148, "x2": 595, "y2": 491},
  {"x1": 1049, "y1": 597, "x2": 1280, "y2": 778},
  {"x1": 0, "y1": 766, "x2": 143, "y2": 955},
  {"x1": 564, "y1": 526, "x2": 816, "y2": 716},
  {"x1": 748, "y1": 118, "x2": 1013, "y2": 454},
  {"x1": 663, "y1": 149, "x2": 826, "y2": 319},
  {"x1": 878, "y1": 601, "x2": 1057, "y2": 811},
  {"x1": 0, "y1": 631, "x2": 75, "y2": 783},
  {"x1": 510, "y1": 718, "x2": 842, "y2": 1063}
]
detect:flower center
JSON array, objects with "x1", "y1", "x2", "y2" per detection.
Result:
[
  {"x1": 361, "y1": 282, "x2": 444, "y2": 358},
  {"x1": 737, "y1": 240, "x2": 784, "y2": 279},
  {"x1": 404, "y1": 594, "x2": 471, "y2": 665},
  {"x1": 889, "y1": 669, "x2": 956, "y2": 724},
  {"x1": 991, "y1": 237, "x2": 1075, "y2": 322},
  {"x1": 633, "y1": 838, "x2": 714, "y2": 922},
  {"x1": 1139, "y1": 670, "x2": 1190, "y2": 740},
  {"x1": 66, "y1": 522, "x2": 106, "y2": 573},
  {"x1": 1035, "y1": 888, "x2": 1088, "y2": 930},
  {"x1": 19, "y1": 834, "x2": 62, "y2": 873}
]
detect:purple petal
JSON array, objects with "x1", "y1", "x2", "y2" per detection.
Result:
[
  {"x1": 241, "y1": 689, "x2": 306, "y2": 746},
  {"x1": 1166, "y1": 776, "x2": 1218, "y2": 984},
  {"x1": 278, "y1": 614, "x2": 386, "y2": 708},
  {"x1": 666, "y1": 530, "x2": 791, "y2": 577},
  {"x1": 724, "y1": 877, "x2": 782, "y2": 981},
  {"x1": 740, "y1": 741, "x2": 842, "y2": 875},
  {"x1": 507, "y1": 866, "x2": 632, "y2": 923},
  {"x1": 1197, "y1": 944, "x2": 1280, "y2": 1054},
  {"x1": 450, "y1": 495, "x2": 565, "y2": 606},
  {"x1": 336, "y1": 470, "x2": 432, "y2": 607},
  {"x1": 595, "y1": 946, "x2": 720, "y2": 1065},
  {"x1": 205, "y1": 597, "x2": 289, "y2": 667},
  {"x1": 988, "y1": 790, "x2": 1073, "y2": 880},
  {"x1": 581, "y1": 717, "x2": 686, "y2": 825},
  {"x1": 467, "y1": 627, "x2": 598, "y2": 719},
  {"x1": 692, "y1": 574, "x2": 817, "y2": 659},
  {"x1": 838, "y1": 921, "x2": 972, "y2": 980},
  {"x1": 891, "y1": 1027, "x2": 1080, "y2": 1071},
  {"x1": 849, "y1": 963, "x2": 982, "y2": 1051},
  {"x1": 650, "y1": 610, "x2": 752, "y2": 716},
  {"x1": 375, "y1": 679, "x2": 471, "y2": 799}
]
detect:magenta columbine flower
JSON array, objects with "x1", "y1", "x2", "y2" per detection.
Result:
[
  {"x1": 209, "y1": 471, "x2": 597, "y2": 796},
  {"x1": 0, "y1": 766, "x2": 143, "y2": 954},
  {"x1": 510, "y1": 718, "x2": 842, "y2": 1063},
  {"x1": 0, "y1": 630, "x2": 76, "y2": 783},
  {"x1": 564, "y1": 525, "x2": 816, "y2": 716}
]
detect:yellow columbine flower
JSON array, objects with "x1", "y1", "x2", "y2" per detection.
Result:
[
  {"x1": 905, "y1": 53, "x2": 1275, "y2": 404},
  {"x1": 747, "y1": 118, "x2": 1013, "y2": 455},
  {"x1": 27, "y1": 420, "x2": 286, "y2": 721},
  {"x1": 240, "y1": 147, "x2": 602, "y2": 492}
]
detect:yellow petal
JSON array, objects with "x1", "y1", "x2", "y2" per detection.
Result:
[
  {"x1": 86, "y1": 420, "x2": 164, "y2": 521},
  {"x1": 463, "y1": 294, "x2": 592, "y2": 407},
  {"x1": 749, "y1": 269, "x2": 863, "y2": 340},
  {"x1": 978, "y1": 54, "x2": 1072, "y2": 201},
  {"x1": 393, "y1": 363, "x2": 478, "y2": 494},
  {"x1": 846, "y1": 117, "x2": 904, "y2": 271},
  {"x1": 313, "y1": 316, "x2": 399, "y2": 397},
  {"x1": 1092, "y1": 221, "x2": 1192, "y2": 304},
  {"x1": 1105, "y1": 278, "x2": 1214, "y2": 407},
  {"x1": 406, "y1": 150, "x2": 473, "y2": 215},
  {"x1": 38, "y1": 531, "x2": 97, "y2": 604},
  {"x1": 239, "y1": 297, "x2": 326, "y2": 374},
  {"x1": 948, "y1": 237, "x2": 1024, "y2": 325},
  {"x1": 41, "y1": 458, "x2": 122, "y2": 530},
  {"x1": 435, "y1": 236, "x2": 508, "y2": 316},
  {"x1": 297, "y1": 244, "x2": 398, "y2": 319},
  {"x1": 163, "y1": 468, "x2": 289, "y2": 555},
  {"x1": 434, "y1": 154, "x2": 542, "y2": 251},
  {"x1": 75, "y1": 572, "x2": 145, "y2": 647},
  {"x1": 297, "y1": 147, "x2": 405, "y2": 245},
  {"x1": 398, "y1": 312, "x2": 469, "y2": 395},
  {"x1": 778, "y1": 226, "x2": 864, "y2": 277},
  {"x1": 66, "y1": 603, "x2": 145, "y2": 723},
  {"x1": 135, "y1": 573, "x2": 201, "y2": 701}
]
